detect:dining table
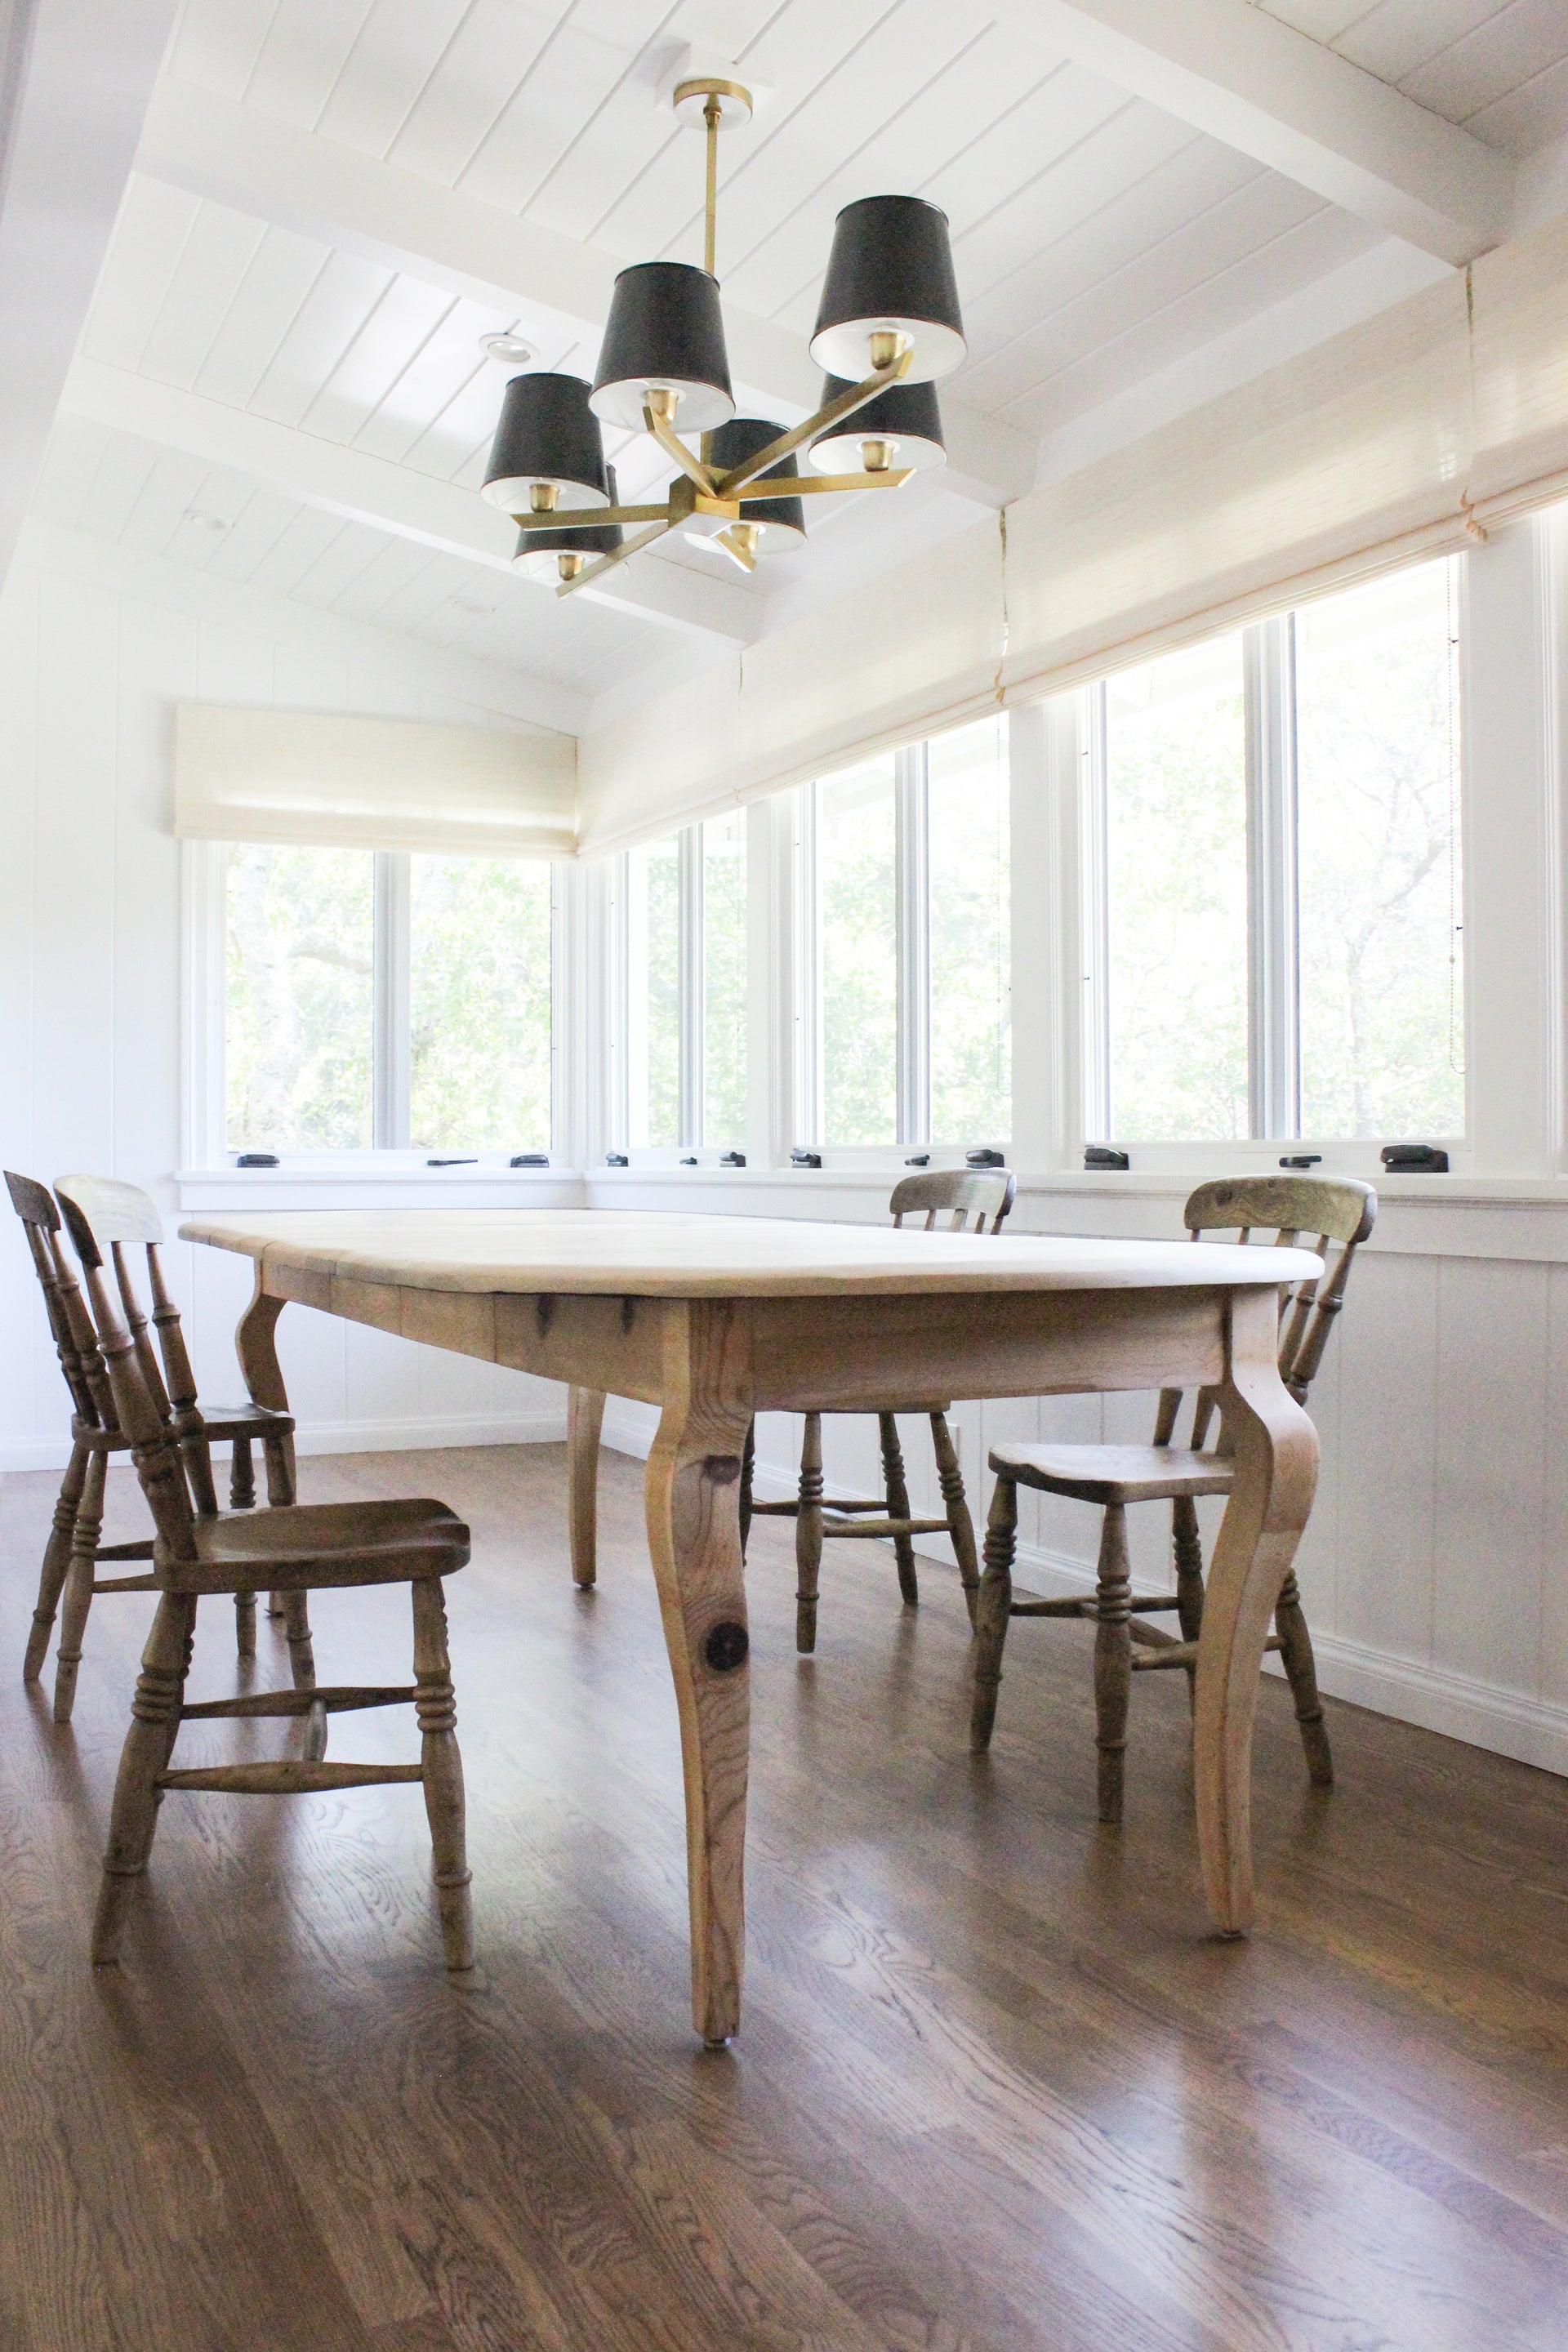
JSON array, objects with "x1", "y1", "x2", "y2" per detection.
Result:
[{"x1": 180, "y1": 1206, "x2": 1323, "y2": 2045}]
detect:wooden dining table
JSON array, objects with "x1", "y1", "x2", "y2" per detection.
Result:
[{"x1": 180, "y1": 1206, "x2": 1323, "y2": 2045}]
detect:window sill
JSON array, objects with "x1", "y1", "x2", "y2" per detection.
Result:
[{"x1": 176, "y1": 1163, "x2": 581, "y2": 1213}]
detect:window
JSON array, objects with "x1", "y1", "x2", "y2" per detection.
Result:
[
  {"x1": 621, "y1": 817, "x2": 750, "y2": 1152},
  {"x1": 1091, "y1": 556, "x2": 1463, "y2": 1144},
  {"x1": 811, "y1": 715, "x2": 1011, "y2": 1150},
  {"x1": 224, "y1": 844, "x2": 554, "y2": 1155}
]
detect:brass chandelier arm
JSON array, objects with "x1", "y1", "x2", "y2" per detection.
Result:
[
  {"x1": 512, "y1": 501, "x2": 671, "y2": 532},
  {"x1": 555, "y1": 518, "x2": 674, "y2": 598},
  {"x1": 710, "y1": 350, "x2": 915, "y2": 497},
  {"x1": 644, "y1": 401, "x2": 719, "y2": 495},
  {"x1": 734, "y1": 469, "x2": 914, "y2": 498}
]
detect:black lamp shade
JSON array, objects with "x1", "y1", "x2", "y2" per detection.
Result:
[
  {"x1": 808, "y1": 373, "x2": 945, "y2": 474},
  {"x1": 702, "y1": 418, "x2": 804, "y2": 554},
  {"x1": 809, "y1": 195, "x2": 965, "y2": 385},
  {"x1": 512, "y1": 468, "x2": 624, "y2": 582},
  {"x1": 590, "y1": 261, "x2": 734, "y2": 433},
  {"x1": 482, "y1": 373, "x2": 609, "y2": 512}
]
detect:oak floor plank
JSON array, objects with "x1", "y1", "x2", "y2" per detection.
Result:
[{"x1": 4, "y1": 1441, "x2": 1568, "y2": 2351}]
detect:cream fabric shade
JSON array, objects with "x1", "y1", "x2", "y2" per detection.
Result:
[
  {"x1": 175, "y1": 706, "x2": 577, "y2": 858},
  {"x1": 1470, "y1": 208, "x2": 1568, "y2": 527},
  {"x1": 577, "y1": 517, "x2": 1004, "y2": 856}
]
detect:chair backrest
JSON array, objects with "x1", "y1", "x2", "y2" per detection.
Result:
[
  {"x1": 56, "y1": 1175, "x2": 219, "y2": 1516},
  {"x1": 52, "y1": 1186, "x2": 200, "y2": 1562},
  {"x1": 5, "y1": 1168, "x2": 115, "y2": 1429},
  {"x1": 1156, "y1": 1173, "x2": 1377, "y2": 1447},
  {"x1": 889, "y1": 1169, "x2": 1017, "y2": 1234}
]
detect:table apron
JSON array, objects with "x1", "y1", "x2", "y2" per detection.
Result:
[{"x1": 260, "y1": 1266, "x2": 1233, "y2": 1410}]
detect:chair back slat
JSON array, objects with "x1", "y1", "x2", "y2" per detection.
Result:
[
  {"x1": 6, "y1": 1168, "x2": 115, "y2": 1428},
  {"x1": 54, "y1": 1190, "x2": 199, "y2": 1563},
  {"x1": 889, "y1": 1169, "x2": 1017, "y2": 1234},
  {"x1": 1156, "y1": 1174, "x2": 1377, "y2": 1448}
]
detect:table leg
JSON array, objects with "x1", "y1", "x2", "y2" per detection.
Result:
[
  {"x1": 1194, "y1": 1285, "x2": 1320, "y2": 1936},
  {"x1": 567, "y1": 1387, "x2": 606, "y2": 1588},
  {"x1": 643, "y1": 1302, "x2": 753, "y2": 2046},
  {"x1": 235, "y1": 1270, "x2": 296, "y2": 1499}
]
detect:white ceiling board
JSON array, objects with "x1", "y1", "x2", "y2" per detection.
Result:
[{"x1": 1258, "y1": 0, "x2": 1568, "y2": 155}]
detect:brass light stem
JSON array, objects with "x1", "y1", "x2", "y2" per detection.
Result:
[
  {"x1": 528, "y1": 483, "x2": 559, "y2": 513},
  {"x1": 557, "y1": 552, "x2": 586, "y2": 580},
  {"x1": 860, "y1": 438, "x2": 893, "y2": 473},
  {"x1": 869, "y1": 329, "x2": 911, "y2": 371},
  {"x1": 704, "y1": 93, "x2": 720, "y2": 277}
]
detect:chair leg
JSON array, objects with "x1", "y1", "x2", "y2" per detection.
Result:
[
  {"x1": 795, "y1": 1413, "x2": 824, "y2": 1654},
  {"x1": 879, "y1": 1413, "x2": 919, "y2": 1606},
  {"x1": 1172, "y1": 1494, "x2": 1205, "y2": 1708},
  {"x1": 91, "y1": 1592, "x2": 197, "y2": 1965},
  {"x1": 228, "y1": 1435, "x2": 256, "y2": 1510},
  {"x1": 412, "y1": 1578, "x2": 474, "y2": 1973},
  {"x1": 261, "y1": 1432, "x2": 296, "y2": 1508},
  {"x1": 280, "y1": 1591, "x2": 316, "y2": 1690},
  {"x1": 929, "y1": 1411, "x2": 979, "y2": 1628},
  {"x1": 26, "y1": 1436, "x2": 89, "y2": 1682},
  {"x1": 1094, "y1": 1503, "x2": 1133, "y2": 1825},
  {"x1": 234, "y1": 1592, "x2": 256, "y2": 1658},
  {"x1": 739, "y1": 1418, "x2": 755, "y2": 1560},
  {"x1": 1274, "y1": 1570, "x2": 1334, "y2": 1787},
  {"x1": 53, "y1": 1448, "x2": 106, "y2": 1725},
  {"x1": 970, "y1": 1472, "x2": 1017, "y2": 1751}
]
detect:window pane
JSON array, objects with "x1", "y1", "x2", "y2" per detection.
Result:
[
  {"x1": 929, "y1": 715, "x2": 1010, "y2": 1144},
  {"x1": 1295, "y1": 559, "x2": 1463, "y2": 1138},
  {"x1": 820, "y1": 757, "x2": 897, "y2": 1145},
  {"x1": 628, "y1": 835, "x2": 679, "y2": 1148},
  {"x1": 409, "y1": 856, "x2": 552, "y2": 1151},
  {"x1": 1106, "y1": 636, "x2": 1249, "y2": 1140},
  {"x1": 225, "y1": 844, "x2": 373, "y2": 1150},
  {"x1": 703, "y1": 810, "x2": 747, "y2": 1147}
]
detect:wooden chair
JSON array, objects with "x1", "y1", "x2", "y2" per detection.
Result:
[
  {"x1": 7, "y1": 1171, "x2": 305, "y2": 1722},
  {"x1": 747, "y1": 1169, "x2": 1018, "y2": 1651},
  {"x1": 56, "y1": 1182, "x2": 476, "y2": 1975},
  {"x1": 970, "y1": 1174, "x2": 1376, "y2": 1820}
]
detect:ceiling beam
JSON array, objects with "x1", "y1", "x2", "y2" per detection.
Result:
[
  {"x1": 993, "y1": 0, "x2": 1515, "y2": 266},
  {"x1": 58, "y1": 358, "x2": 764, "y2": 649},
  {"x1": 133, "y1": 78, "x2": 1036, "y2": 510},
  {"x1": 0, "y1": 0, "x2": 183, "y2": 592}
]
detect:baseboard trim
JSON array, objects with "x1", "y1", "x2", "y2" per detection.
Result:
[{"x1": 0, "y1": 1410, "x2": 568, "y2": 1476}]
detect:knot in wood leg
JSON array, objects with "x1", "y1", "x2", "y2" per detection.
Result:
[{"x1": 703, "y1": 1620, "x2": 749, "y2": 1674}]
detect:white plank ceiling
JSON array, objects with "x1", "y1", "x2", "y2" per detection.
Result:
[{"x1": 33, "y1": 0, "x2": 1568, "y2": 705}]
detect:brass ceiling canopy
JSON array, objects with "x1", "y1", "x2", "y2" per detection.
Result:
[{"x1": 482, "y1": 67, "x2": 968, "y2": 594}]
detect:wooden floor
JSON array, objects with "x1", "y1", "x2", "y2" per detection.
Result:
[{"x1": 2, "y1": 1444, "x2": 1567, "y2": 2351}]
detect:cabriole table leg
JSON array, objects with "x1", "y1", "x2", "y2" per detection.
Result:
[
  {"x1": 643, "y1": 1301, "x2": 753, "y2": 2046},
  {"x1": 1193, "y1": 1285, "x2": 1320, "y2": 1936}
]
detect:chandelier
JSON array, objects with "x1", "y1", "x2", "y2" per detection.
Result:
[{"x1": 480, "y1": 68, "x2": 966, "y2": 594}]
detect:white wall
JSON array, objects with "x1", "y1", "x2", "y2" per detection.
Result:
[{"x1": 0, "y1": 531, "x2": 570, "y2": 1471}]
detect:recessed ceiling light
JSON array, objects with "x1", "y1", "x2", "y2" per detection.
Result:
[
  {"x1": 186, "y1": 510, "x2": 230, "y2": 532},
  {"x1": 480, "y1": 332, "x2": 534, "y2": 367}
]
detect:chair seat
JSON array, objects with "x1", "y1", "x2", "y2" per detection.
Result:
[
  {"x1": 202, "y1": 1401, "x2": 296, "y2": 1437},
  {"x1": 157, "y1": 1497, "x2": 470, "y2": 1596},
  {"x1": 988, "y1": 1441, "x2": 1236, "y2": 1507}
]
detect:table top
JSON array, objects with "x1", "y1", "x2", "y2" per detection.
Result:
[{"x1": 180, "y1": 1209, "x2": 1324, "y2": 1300}]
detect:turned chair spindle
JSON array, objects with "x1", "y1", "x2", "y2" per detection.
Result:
[
  {"x1": 56, "y1": 1182, "x2": 476, "y2": 1977},
  {"x1": 745, "y1": 1168, "x2": 1018, "y2": 1650},
  {"x1": 7, "y1": 1171, "x2": 305, "y2": 1717},
  {"x1": 969, "y1": 1174, "x2": 1376, "y2": 1821}
]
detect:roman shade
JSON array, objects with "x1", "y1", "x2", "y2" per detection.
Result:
[
  {"x1": 575, "y1": 205, "x2": 1568, "y2": 858},
  {"x1": 175, "y1": 706, "x2": 577, "y2": 858}
]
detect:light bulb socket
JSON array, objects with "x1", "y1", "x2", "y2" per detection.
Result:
[
  {"x1": 809, "y1": 195, "x2": 965, "y2": 385},
  {"x1": 808, "y1": 373, "x2": 946, "y2": 474},
  {"x1": 482, "y1": 372, "x2": 609, "y2": 512},
  {"x1": 590, "y1": 261, "x2": 734, "y2": 434},
  {"x1": 512, "y1": 466, "x2": 624, "y2": 583},
  {"x1": 704, "y1": 416, "x2": 805, "y2": 552}
]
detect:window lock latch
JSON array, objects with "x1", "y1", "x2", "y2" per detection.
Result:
[
  {"x1": 719, "y1": 1152, "x2": 746, "y2": 1167},
  {"x1": 790, "y1": 1148, "x2": 822, "y2": 1169},
  {"x1": 1279, "y1": 1153, "x2": 1321, "y2": 1169},
  {"x1": 510, "y1": 1154, "x2": 549, "y2": 1168},
  {"x1": 1380, "y1": 1143, "x2": 1449, "y2": 1172},
  {"x1": 1085, "y1": 1145, "x2": 1129, "y2": 1171}
]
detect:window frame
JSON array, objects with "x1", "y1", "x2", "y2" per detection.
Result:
[
  {"x1": 1082, "y1": 569, "x2": 1467, "y2": 1161},
  {"x1": 184, "y1": 839, "x2": 559, "y2": 1168}
]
